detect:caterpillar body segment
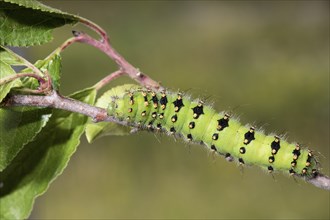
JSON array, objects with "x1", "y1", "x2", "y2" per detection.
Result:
[{"x1": 107, "y1": 85, "x2": 319, "y2": 178}]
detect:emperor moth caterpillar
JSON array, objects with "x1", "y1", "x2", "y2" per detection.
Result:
[{"x1": 107, "y1": 84, "x2": 319, "y2": 178}]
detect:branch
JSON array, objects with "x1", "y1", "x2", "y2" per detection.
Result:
[
  {"x1": 1, "y1": 92, "x2": 329, "y2": 191},
  {"x1": 1, "y1": 92, "x2": 127, "y2": 126},
  {"x1": 306, "y1": 174, "x2": 330, "y2": 191}
]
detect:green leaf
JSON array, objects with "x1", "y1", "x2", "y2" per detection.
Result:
[
  {"x1": 0, "y1": 107, "x2": 52, "y2": 172},
  {"x1": 85, "y1": 84, "x2": 137, "y2": 143},
  {"x1": 40, "y1": 53, "x2": 61, "y2": 91},
  {"x1": 0, "y1": 47, "x2": 26, "y2": 66},
  {"x1": 0, "y1": 47, "x2": 25, "y2": 101},
  {"x1": 21, "y1": 52, "x2": 62, "y2": 91},
  {"x1": 0, "y1": 0, "x2": 79, "y2": 46},
  {"x1": 26, "y1": 53, "x2": 61, "y2": 90},
  {"x1": 86, "y1": 121, "x2": 132, "y2": 143},
  {"x1": 0, "y1": 60, "x2": 21, "y2": 102},
  {"x1": 0, "y1": 88, "x2": 96, "y2": 220}
]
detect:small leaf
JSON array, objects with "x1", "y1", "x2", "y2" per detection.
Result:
[
  {"x1": 21, "y1": 52, "x2": 62, "y2": 91},
  {"x1": 86, "y1": 121, "x2": 132, "y2": 143},
  {"x1": 0, "y1": 60, "x2": 21, "y2": 102},
  {"x1": 0, "y1": 0, "x2": 79, "y2": 46},
  {"x1": 85, "y1": 84, "x2": 138, "y2": 143},
  {"x1": 0, "y1": 88, "x2": 96, "y2": 220},
  {"x1": 0, "y1": 47, "x2": 27, "y2": 101}
]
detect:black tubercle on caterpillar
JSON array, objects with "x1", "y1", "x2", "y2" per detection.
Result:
[{"x1": 107, "y1": 85, "x2": 320, "y2": 178}]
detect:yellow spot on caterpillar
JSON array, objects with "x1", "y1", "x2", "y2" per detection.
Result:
[
  {"x1": 171, "y1": 115, "x2": 177, "y2": 122},
  {"x1": 308, "y1": 150, "x2": 313, "y2": 157},
  {"x1": 274, "y1": 136, "x2": 280, "y2": 142},
  {"x1": 128, "y1": 108, "x2": 133, "y2": 113},
  {"x1": 128, "y1": 92, "x2": 134, "y2": 105},
  {"x1": 142, "y1": 91, "x2": 149, "y2": 106},
  {"x1": 224, "y1": 113, "x2": 230, "y2": 120},
  {"x1": 268, "y1": 156, "x2": 275, "y2": 163},
  {"x1": 189, "y1": 122, "x2": 195, "y2": 129}
]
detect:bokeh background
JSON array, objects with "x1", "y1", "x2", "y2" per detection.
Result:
[{"x1": 29, "y1": 1, "x2": 329, "y2": 219}]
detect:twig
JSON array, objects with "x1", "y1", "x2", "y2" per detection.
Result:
[
  {"x1": 0, "y1": 73, "x2": 45, "y2": 86},
  {"x1": 44, "y1": 17, "x2": 162, "y2": 92},
  {"x1": 78, "y1": 17, "x2": 108, "y2": 42},
  {"x1": 93, "y1": 69, "x2": 125, "y2": 91},
  {"x1": 71, "y1": 30, "x2": 162, "y2": 90},
  {"x1": 0, "y1": 72, "x2": 52, "y2": 94}
]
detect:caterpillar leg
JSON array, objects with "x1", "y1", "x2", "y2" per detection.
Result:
[{"x1": 225, "y1": 153, "x2": 234, "y2": 162}]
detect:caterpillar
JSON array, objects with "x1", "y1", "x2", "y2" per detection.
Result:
[{"x1": 107, "y1": 84, "x2": 319, "y2": 178}]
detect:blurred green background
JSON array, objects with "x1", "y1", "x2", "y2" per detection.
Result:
[{"x1": 29, "y1": 1, "x2": 329, "y2": 219}]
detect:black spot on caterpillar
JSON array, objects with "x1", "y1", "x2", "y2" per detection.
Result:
[{"x1": 107, "y1": 84, "x2": 319, "y2": 178}]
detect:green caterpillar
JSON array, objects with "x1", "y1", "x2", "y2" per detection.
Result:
[{"x1": 107, "y1": 85, "x2": 319, "y2": 178}]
